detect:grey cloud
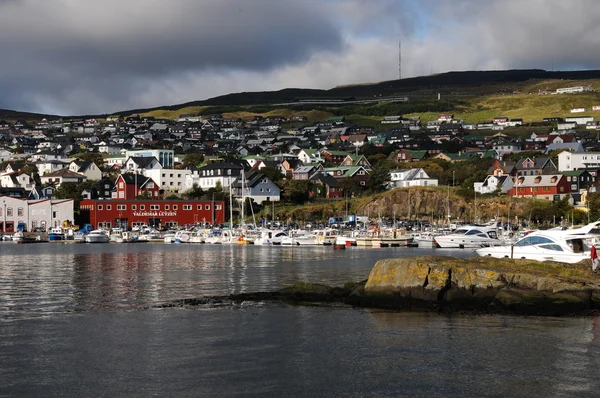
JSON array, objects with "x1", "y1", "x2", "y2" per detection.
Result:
[{"x1": 0, "y1": 0, "x2": 344, "y2": 114}]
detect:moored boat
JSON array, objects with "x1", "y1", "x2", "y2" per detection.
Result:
[
  {"x1": 476, "y1": 221, "x2": 600, "y2": 264},
  {"x1": 433, "y1": 224, "x2": 500, "y2": 249},
  {"x1": 84, "y1": 230, "x2": 110, "y2": 243},
  {"x1": 48, "y1": 227, "x2": 65, "y2": 241}
]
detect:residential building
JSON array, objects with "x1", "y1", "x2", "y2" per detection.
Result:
[
  {"x1": 508, "y1": 175, "x2": 570, "y2": 200},
  {"x1": 69, "y1": 160, "x2": 102, "y2": 181},
  {"x1": 388, "y1": 168, "x2": 438, "y2": 188},
  {"x1": 40, "y1": 169, "x2": 87, "y2": 188},
  {"x1": 558, "y1": 151, "x2": 600, "y2": 171},
  {"x1": 113, "y1": 173, "x2": 161, "y2": 200},
  {"x1": 126, "y1": 149, "x2": 174, "y2": 168},
  {"x1": 196, "y1": 162, "x2": 244, "y2": 190},
  {"x1": 231, "y1": 170, "x2": 281, "y2": 204}
]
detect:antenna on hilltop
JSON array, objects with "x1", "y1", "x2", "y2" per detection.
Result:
[{"x1": 398, "y1": 40, "x2": 402, "y2": 80}]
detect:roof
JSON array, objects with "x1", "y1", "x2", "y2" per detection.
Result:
[
  {"x1": 515, "y1": 174, "x2": 564, "y2": 187},
  {"x1": 119, "y1": 173, "x2": 151, "y2": 187},
  {"x1": 127, "y1": 156, "x2": 159, "y2": 168},
  {"x1": 310, "y1": 173, "x2": 339, "y2": 187},
  {"x1": 42, "y1": 169, "x2": 86, "y2": 178}
]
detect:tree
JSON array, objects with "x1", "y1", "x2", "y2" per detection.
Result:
[
  {"x1": 73, "y1": 152, "x2": 104, "y2": 166},
  {"x1": 367, "y1": 160, "x2": 393, "y2": 193},
  {"x1": 259, "y1": 166, "x2": 284, "y2": 184},
  {"x1": 281, "y1": 180, "x2": 310, "y2": 204},
  {"x1": 185, "y1": 183, "x2": 204, "y2": 199}
]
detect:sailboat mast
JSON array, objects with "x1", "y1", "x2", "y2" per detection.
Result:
[{"x1": 229, "y1": 176, "x2": 233, "y2": 230}]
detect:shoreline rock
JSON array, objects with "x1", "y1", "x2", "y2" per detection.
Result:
[{"x1": 158, "y1": 256, "x2": 600, "y2": 316}]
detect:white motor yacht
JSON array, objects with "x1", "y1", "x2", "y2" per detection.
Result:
[
  {"x1": 433, "y1": 225, "x2": 500, "y2": 249},
  {"x1": 476, "y1": 221, "x2": 600, "y2": 264},
  {"x1": 85, "y1": 230, "x2": 110, "y2": 243}
]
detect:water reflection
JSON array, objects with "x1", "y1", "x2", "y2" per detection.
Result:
[{"x1": 0, "y1": 243, "x2": 474, "y2": 319}]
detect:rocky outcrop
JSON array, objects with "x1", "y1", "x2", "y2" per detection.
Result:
[{"x1": 361, "y1": 256, "x2": 600, "y2": 315}]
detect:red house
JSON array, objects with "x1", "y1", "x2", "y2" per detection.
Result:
[
  {"x1": 79, "y1": 199, "x2": 226, "y2": 230},
  {"x1": 114, "y1": 173, "x2": 161, "y2": 199},
  {"x1": 507, "y1": 174, "x2": 570, "y2": 200}
]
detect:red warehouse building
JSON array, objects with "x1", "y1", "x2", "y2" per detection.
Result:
[{"x1": 79, "y1": 199, "x2": 226, "y2": 230}]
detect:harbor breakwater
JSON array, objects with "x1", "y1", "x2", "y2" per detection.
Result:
[{"x1": 163, "y1": 256, "x2": 600, "y2": 316}]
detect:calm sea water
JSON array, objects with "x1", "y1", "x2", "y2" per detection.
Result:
[{"x1": 1, "y1": 242, "x2": 599, "y2": 397}]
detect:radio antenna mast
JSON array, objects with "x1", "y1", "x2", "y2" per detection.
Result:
[{"x1": 398, "y1": 40, "x2": 402, "y2": 79}]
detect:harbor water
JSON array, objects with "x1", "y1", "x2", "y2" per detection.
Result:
[{"x1": 1, "y1": 243, "x2": 600, "y2": 397}]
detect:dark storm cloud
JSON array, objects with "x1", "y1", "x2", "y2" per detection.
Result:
[{"x1": 0, "y1": 0, "x2": 344, "y2": 114}]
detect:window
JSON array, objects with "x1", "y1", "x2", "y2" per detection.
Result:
[
  {"x1": 216, "y1": 205, "x2": 222, "y2": 210},
  {"x1": 17, "y1": 208, "x2": 23, "y2": 216},
  {"x1": 205, "y1": 205, "x2": 210, "y2": 210},
  {"x1": 150, "y1": 205, "x2": 160, "y2": 210},
  {"x1": 119, "y1": 182, "x2": 124, "y2": 188},
  {"x1": 132, "y1": 205, "x2": 137, "y2": 210},
  {"x1": 117, "y1": 205, "x2": 126, "y2": 210},
  {"x1": 165, "y1": 205, "x2": 170, "y2": 210},
  {"x1": 98, "y1": 205, "x2": 103, "y2": 210},
  {"x1": 140, "y1": 205, "x2": 145, "y2": 210},
  {"x1": 7, "y1": 208, "x2": 12, "y2": 216},
  {"x1": 183, "y1": 205, "x2": 192, "y2": 210},
  {"x1": 107, "y1": 205, "x2": 112, "y2": 210},
  {"x1": 173, "y1": 205, "x2": 178, "y2": 210}
]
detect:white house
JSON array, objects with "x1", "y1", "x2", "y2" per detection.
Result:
[
  {"x1": 122, "y1": 156, "x2": 162, "y2": 173},
  {"x1": 196, "y1": 162, "x2": 244, "y2": 190},
  {"x1": 297, "y1": 149, "x2": 324, "y2": 164},
  {"x1": 144, "y1": 168, "x2": 192, "y2": 194},
  {"x1": 126, "y1": 149, "x2": 174, "y2": 168},
  {"x1": 36, "y1": 160, "x2": 69, "y2": 176},
  {"x1": 40, "y1": 169, "x2": 87, "y2": 188},
  {"x1": 474, "y1": 175, "x2": 514, "y2": 195},
  {"x1": 69, "y1": 160, "x2": 102, "y2": 181},
  {"x1": 565, "y1": 116, "x2": 595, "y2": 125},
  {"x1": 557, "y1": 151, "x2": 600, "y2": 172},
  {"x1": 0, "y1": 172, "x2": 35, "y2": 190},
  {"x1": 556, "y1": 86, "x2": 593, "y2": 94},
  {"x1": 388, "y1": 168, "x2": 438, "y2": 188}
]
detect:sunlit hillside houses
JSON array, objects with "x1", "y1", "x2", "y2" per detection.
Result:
[{"x1": 388, "y1": 168, "x2": 438, "y2": 188}]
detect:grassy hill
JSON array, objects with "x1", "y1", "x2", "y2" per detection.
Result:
[{"x1": 5, "y1": 69, "x2": 600, "y2": 123}]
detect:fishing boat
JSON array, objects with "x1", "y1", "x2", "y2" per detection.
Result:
[
  {"x1": 476, "y1": 221, "x2": 600, "y2": 264},
  {"x1": 48, "y1": 227, "x2": 65, "y2": 241}
]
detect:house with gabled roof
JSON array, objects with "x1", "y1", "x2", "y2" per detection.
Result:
[
  {"x1": 341, "y1": 154, "x2": 372, "y2": 170},
  {"x1": 81, "y1": 177, "x2": 114, "y2": 200},
  {"x1": 508, "y1": 174, "x2": 569, "y2": 200},
  {"x1": 474, "y1": 175, "x2": 513, "y2": 195},
  {"x1": 320, "y1": 150, "x2": 350, "y2": 164},
  {"x1": 515, "y1": 157, "x2": 557, "y2": 176},
  {"x1": 310, "y1": 173, "x2": 343, "y2": 199},
  {"x1": 231, "y1": 170, "x2": 280, "y2": 204},
  {"x1": 69, "y1": 160, "x2": 102, "y2": 180},
  {"x1": 388, "y1": 168, "x2": 438, "y2": 189},
  {"x1": 196, "y1": 161, "x2": 244, "y2": 190},
  {"x1": 323, "y1": 165, "x2": 369, "y2": 187},
  {"x1": 122, "y1": 156, "x2": 162, "y2": 174},
  {"x1": 40, "y1": 169, "x2": 87, "y2": 188},
  {"x1": 113, "y1": 173, "x2": 161, "y2": 199},
  {"x1": 389, "y1": 149, "x2": 428, "y2": 163},
  {"x1": 297, "y1": 149, "x2": 324, "y2": 164},
  {"x1": 293, "y1": 165, "x2": 322, "y2": 180}
]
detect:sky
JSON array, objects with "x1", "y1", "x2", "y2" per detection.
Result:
[{"x1": 1, "y1": 0, "x2": 599, "y2": 116}]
